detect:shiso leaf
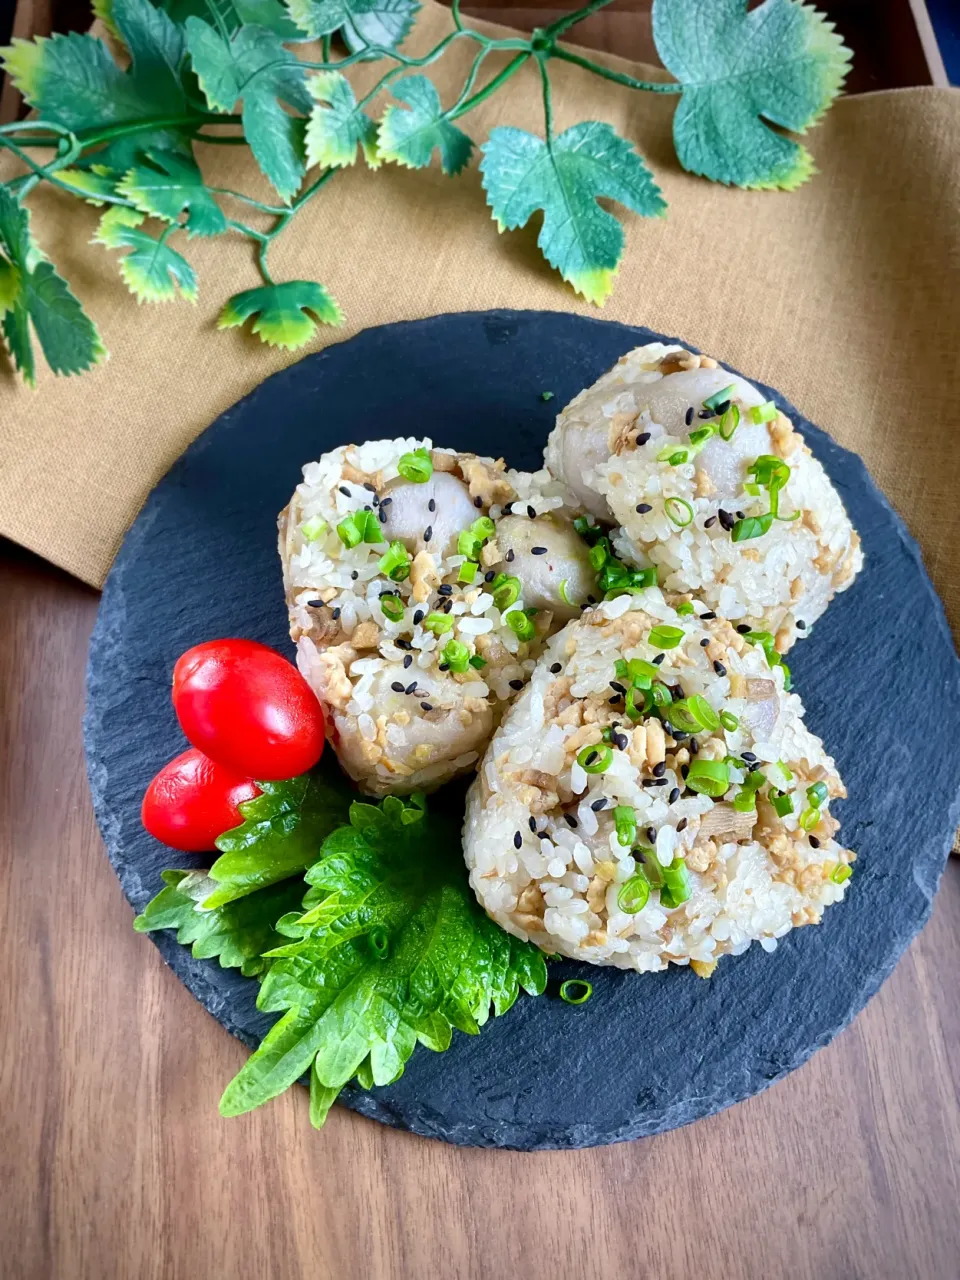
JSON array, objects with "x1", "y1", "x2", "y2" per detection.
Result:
[
  {"x1": 118, "y1": 150, "x2": 228, "y2": 237},
  {"x1": 92, "y1": 206, "x2": 198, "y2": 303},
  {"x1": 480, "y1": 121, "x2": 666, "y2": 305},
  {"x1": 305, "y1": 71, "x2": 380, "y2": 170},
  {"x1": 133, "y1": 870, "x2": 306, "y2": 977},
  {"x1": 652, "y1": 0, "x2": 851, "y2": 189},
  {"x1": 0, "y1": 188, "x2": 106, "y2": 385},
  {"x1": 285, "y1": 0, "x2": 420, "y2": 54},
  {"x1": 377, "y1": 75, "x2": 473, "y2": 176},
  {"x1": 218, "y1": 793, "x2": 547, "y2": 1125},
  {"x1": 184, "y1": 17, "x2": 312, "y2": 200},
  {"x1": 204, "y1": 764, "x2": 353, "y2": 908},
  {"x1": 218, "y1": 280, "x2": 344, "y2": 349}
]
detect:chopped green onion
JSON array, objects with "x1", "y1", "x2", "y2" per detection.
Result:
[
  {"x1": 601, "y1": 725, "x2": 613, "y2": 742},
  {"x1": 397, "y1": 448, "x2": 432, "y2": 483},
  {"x1": 492, "y1": 574, "x2": 521, "y2": 610},
  {"x1": 458, "y1": 560, "x2": 478, "y2": 584},
  {"x1": 589, "y1": 540, "x2": 610, "y2": 571},
  {"x1": 540, "y1": 390, "x2": 554, "y2": 402},
  {"x1": 614, "y1": 805, "x2": 637, "y2": 847},
  {"x1": 336, "y1": 513, "x2": 363, "y2": 548},
  {"x1": 651, "y1": 682, "x2": 672, "y2": 707},
  {"x1": 442, "y1": 639, "x2": 470, "y2": 673},
  {"x1": 771, "y1": 790, "x2": 795, "y2": 817},
  {"x1": 732, "y1": 513, "x2": 774, "y2": 541},
  {"x1": 806, "y1": 781, "x2": 829, "y2": 808},
  {"x1": 624, "y1": 687, "x2": 647, "y2": 721},
  {"x1": 741, "y1": 768, "x2": 767, "y2": 792},
  {"x1": 379, "y1": 593, "x2": 404, "y2": 623},
  {"x1": 457, "y1": 529, "x2": 482, "y2": 559},
  {"x1": 748, "y1": 455, "x2": 790, "y2": 488},
  {"x1": 670, "y1": 694, "x2": 720, "y2": 733},
  {"x1": 468, "y1": 654, "x2": 487, "y2": 669},
  {"x1": 830, "y1": 863, "x2": 852, "y2": 884},
  {"x1": 378, "y1": 540, "x2": 411, "y2": 581},
  {"x1": 744, "y1": 482, "x2": 762, "y2": 497},
  {"x1": 665, "y1": 496, "x2": 694, "y2": 527},
  {"x1": 676, "y1": 601, "x2": 695, "y2": 616},
  {"x1": 629, "y1": 566, "x2": 658, "y2": 589},
  {"x1": 779, "y1": 661, "x2": 792, "y2": 691},
  {"x1": 302, "y1": 516, "x2": 328, "y2": 541},
  {"x1": 688, "y1": 424, "x2": 718, "y2": 450},
  {"x1": 799, "y1": 806, "x2": 820, "y2": 832},
  {"x1": 506, "y1": 609, "x2": 536, "y2": 642},
  {"x1": 659, "y1": 858, "x2": 692, "y2": 909},
  {"x1": 649, "y1": 624, "x2": 684, "y2": 650},
  {"x1": 685, "y1": 759, "x2": 730, "y2": 797},
  {"x1": 748, "y1": 401, "x2": 778, "y2": 424},
  {"x1": 719, "y1": 402, "x2": 740, "y2": 441},
  {"x1": 614, "y1": 659, "x2": 628, "y2": 680},
  {"x1": 472, "y1": 515, "x2": 495, "y2": 541},
  {"x1": 657, "y1": 447, "x2": 689, "y2": 466},
  {"x1": 702, "y1": 383, "x2": 737, "y2": 412},
  {"x1": 743, "y1": 630, "x2": 780, "y2": 667},
  {"x1": 573, "y1": 516, "x2": 603, "y2": 543},
  {"x1": 423, "y1": 613, "x2": 454, "y2": 634},
  {"x1": 558, "y1": 579, "x2": 574, "y2": 607},
  {"x1": 617, "y1": 873, "x2": 650, "y2": 914},
  {"x1": 719, "y1": 710, "x2": 739, "y2": 732},
  {"x1": 559, "y1": 979, "x2": 592, "y2": 1005},
  {"x1": 353, "y1": 509, "x2": 385, "y2": 545},
  {"x1": 628, "y1": 658, "x2": 659, "y2": 688},
  {"x1": 576, "y1": 743, "x2": 613, "y2": 773},
  {"x1": 732, "y1": 788, "x2": 758, "y2": 813}
]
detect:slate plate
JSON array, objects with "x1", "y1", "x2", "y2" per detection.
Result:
[{"x1": 84, "y1": 309, "x2": 960, "y2": 1150}]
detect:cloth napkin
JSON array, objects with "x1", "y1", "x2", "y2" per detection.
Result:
[{"x1": 0, "y1": 0, "x2": 958, "y2": 648}]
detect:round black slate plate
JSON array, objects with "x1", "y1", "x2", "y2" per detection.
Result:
[{"x1": 85, "y1": 310, "x2": 960, "y2": 1150}]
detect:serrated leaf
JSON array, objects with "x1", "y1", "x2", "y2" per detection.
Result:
[
  {"x1": 480, "y1": 121, "x2": 666, "y2": 305},
  {"x1": 156, "y1": 0, "x2": 308, "y2": 41},
  {"x1": 93, "y1": 206, "x2": 197, "y2": 303},
  {"x1": 218, "y1": 280, "x2": 343, "y2": 349},
  {"x1": 0, "y1": 188, "x2": 105, "y2": 385},
  {"x1": 652, "y1": 0, "x2": 850, "y2": 189},
  {"x1": 204, "y1": 765, "x2": 353, "y2": 907},
  {"x1": 286, "y1": 0, "x2": 419, "y2": 54},
  {"x1": 218, "y1": 794, "x2": 546, "y2": 1124},
  {"x1": 134, "y1": 869, "x2": 307, "y2": 976},
  {"x1": 377, "y1": 75, "x2": 472, "y2": 176},
  {"x1": 185, "y1": 18, "x2": 312, "y2": 200},
  {"x1": 119, "y1": 150, "x2": 227, "y2": 236},
  {"x1": 49, "y1": 167, "x2": 121, "y2": 206},
  {"x1": 305, "y1": 71, "x2": 379, "y2": 169}
]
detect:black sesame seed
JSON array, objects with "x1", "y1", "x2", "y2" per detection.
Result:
[
  {"x1": 529, "y1": 816, "x2": 538, "y2": 833},
  {"x1": 550, "y1": 662, "x2": 562, "y2": 674},
  {"x1": 503, "y1": 503, "x2": 513, "y2": 515},
  {"x1": 715, "y1": 400, "x2": 731, "y2": 416},
  {"x1": 363, "y1": 482, "x2": 376, "y2": 492},
  {"x1": 527, "y1": 505, "x2": 537, "y2": 519},
  {"x1": 748, "y1": 761, "x2": 763, "y2": 772},
  {"x1": 809, "y1": 835, "x2": 821, "y2": 848},
  {"x1": 796, "y1": 619, "x2": 807, "y2": 630},
  {"x1": 531, "y1": 546, "x2": 548, "y2": 555},
  {"x1": 441, "y1": 598, "x2": 453, "y2": 613},
  {"x1": 396, "y1": 638, "x2": 413, "y2": 650},
  {"x1": 668, "y1": 787, "x2": 680, "y2": 804},
  {"x1": 642, "y1": 778, "x2": 657, "y2": 787},
  {"x1": 564, "y1": 813, "x2": 578, "y2": 828},
  {"x1": 583, "y1": 750, "x2": 598, "y2": 766},
  {"x1": 646, "y1": 827, "x2": 657, "y2": 844},
  {"x1": 428, "y1": 498, "x2": 436, "y2": 512},
  {"x1": 351, "y1": 570, "x2": 359, "y2": 581},
  {"x1": 681, "y1": 764, "x2": 689, "y2": 779},
  {"x1": 420, "y1": 702, "x2": 433, "y2": 712},
  {"x1": 413, "y1": 609, "x2": 425, "y2": 624},
  {"x1": 484, "y1": 570, "x2": 496, "y2": 582},
  {"x1": 403, "y1": 654, "x2": 413, "y2": 669},
  {"x1": 653, "y1": 761, "x2": 666, "y2": 777},
  {"x1": 613, "y1": 732, "x2": 629, "y2": 751},
  {"x1": 332, "y1": 608, "x2": 341, "y2": 620},
  {"x1": 307, "y1": 599, "x2": 324, "y2": 609},
  {"x1": 714, "y1": 660, "x2": 727, "y2": 676},
  {"x1": 676, "y1": 817, "x2": 687, "y2": 832},
  {"x1": 672, "y1": 729, "x2": 689, "y2": 741},
  {"x1": 405, "y1": 681, "x2": 418, "y2": 695},
  {"x1": 437, "y1": 584, "x2": 453, "y2": 596},
  {"x1": 636, "y1": 431, "x2": 651, "y2": 446},
  {"x1": 608, "y1": 695, "x2": 621, "y2": 705},
  {"x1": 689, "y1": 738, "x2": 699, "y2": 755},
  {"x1": 474, "y1": 495, "x2": 484, "y2": 508},
  {"x1": 700, "y1": 611, "x2": 716, "y2": 620},
  {"x1": 736, "y1": 511, "x2": 746, "y2": 521},
  {"x1": 423, "y1": 525, "x2": 433, "y2": 543},
  {"x1": 438, "y1": 663, "x2": 449, "y2": 672},
  {"x1": 379, "y1": 496, "x2": 392, "y2": 507},
  {"x1": 390, "y1": 681, "x2": 405, "y2": 693},
  {"x1": 700, "y1": 638, "x2": 710, "y2": 648},
  {"x1": 741, "y1": 751, "x2": 757, "y2": 762},
  {"x1": 591, "y1": 797, "x2": 607, "y2": 811},
  {"x1": 610, "y1": 681, "x2": 626, "y2": 693},
  {"x1": 509, "y1": 679, "x2": 524, "y2": 690},
  {"x1": 684, "y1": 406, "x2": 695, "y2": 426},
  {"x1": 653, "y1": 654, "x2": 665, "y2": 665},
  {"x1": 506, "y1": 549, "x2": 515, "y2": 562},
  {"x1": 718, "y1": 509, "x2": 735, "y2": 531},
  {"x1": 653, "y1": 778, "x2": 668, "y2": 786},
  {"x1": 378, "y1": 508, "x2": 388, "y2": 523},
  {"x1": 736, "y1": 623, "x2": 752, "y2": 634},
  {"x1": 704, "y1": 516, "x2": 717, "y2": 529},
  {"x1": 698, "y1": 408, "x2": 714, "y2": 419},
  {"x1": 636, "y1": 503, "x2": 653, "y2": 514},
  {"x1": 587, "y1": 595, "x2": 598, "y2": 604},
  {"x1": 514, "y1": 831, "x2": 523, "y2": 849},
  {"x1": 338, "y1": 485, "x2": 351, "y2": 496}
]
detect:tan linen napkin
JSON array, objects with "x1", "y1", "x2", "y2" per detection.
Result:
[{"x1": 1, "y1": 0, "x2": 959, "y2": 633}]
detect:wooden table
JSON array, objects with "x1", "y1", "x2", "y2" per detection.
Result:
[{"x1": 2, "y1": 5, "x2": 958, "y2": 1278}]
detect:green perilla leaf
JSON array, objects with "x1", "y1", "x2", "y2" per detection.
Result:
[
  {"x1": 652, "y1": 0, "x2": 851, "y2": 189},
  {"x1": 377, "y1": 75, "x2": 473, "y2": 176},
  {"x1": 480, "y1": 121, "x2": 666, "y2": 305},
  {"x1": 93, "y1": 206, "x2": 198, "y2": 303}
]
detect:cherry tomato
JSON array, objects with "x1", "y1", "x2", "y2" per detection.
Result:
[
  {"x1": 172, "y1": 638, "x2": 325, "y2": 780},
  {"x1": 141, "y1": 748, "x2": 260, "y2": 852}
]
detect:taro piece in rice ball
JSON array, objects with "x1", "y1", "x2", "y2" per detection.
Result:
[
  {"x1": 278, "y1": 438, "x2": 593, "y2": 795},
  {"x1": 544, "y1": 343, "x2": 863, "y2": 651},
  {"x1": 463, "y1": 590, "x2": 855, "y2": 973}
]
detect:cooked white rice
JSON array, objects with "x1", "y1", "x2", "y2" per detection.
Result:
[
  {"x1": 464, "y1": 590, "x2": 855, "y2": 973},
  {"x1": 278, "y1": 437, "x2": 592, "y2": 795},
  {"x1": 545, "y1": 344, "x2": 863, "y2": 651}
]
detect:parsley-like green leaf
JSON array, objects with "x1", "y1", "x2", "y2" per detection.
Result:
[
  {"x1": 0, "y1": 188, "x2": 105, "y2": 386},
  {"x1": 218, "y1": 280, "x2": 344, "y2": 349},
  {"x1": 119, "y1": 150, "x2": 228, "y2": 237},
  {"x1": 286, "y1": 0, "x2": 420, "y2": 53},
  {"x1": 204, "y1": 767, "x2": 353, "y2": 908},
  {"x1": 480, "y1": 122, "x2": 666, "y2": 305},
  {"x1": 133, "y1": 869, "x2": 306, "y2": 977},
  {"x1": 378, "y1": 75, "x2": 472, "y2": 176},
  {"x1": 652, "y1": 0, "x2": 851, "y2": 189},
  {"x1": 218, "y1": 794, "x2": 546, "y2": 1124},
  {"x1": 93, "y1": 206, "x2": 197, "y2": 302},
  {"x1": 185, "y1": 18, "x2": 312, "y2": 201},
  {"x1": 305, "y1": 71, "x2": 380, "y2": 170}
]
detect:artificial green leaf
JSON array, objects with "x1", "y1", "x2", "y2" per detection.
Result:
[
  {"x1": 49, "y1": 166, "x2": 121, "y2": 206},
  {"x1": 652, "y1": 0, "x2": 851, "y2": 189},
  {"x1": 93, "y1": 206, "x2": 197, "y2": 302},
  {"x1": 185, "y1": 18, "x2": 312, "y2": 200},
  {"x1": 156, "y1": 0, "x2": 308, "y2": 41},
  {"x1": 305, "y1": 71, "x2": 379, "y2": 169},
  {"x1": 377, "y1": 75, "x2": 472, "y2": 176},
  {"x1": 1, "y1": 0, "x2": 189, "y2": 133},
  {"x1": 204, "y1": 765, "x2": 353, "y2": 908},
  {"x1": 218, "y1": 793, "x2": 546, "y2": 1124},
  {"x1": 119, "y1": 150, "x2": 227, "y2": 236},
  {"x1": 285, "y1": 0, "x2": 420, "y2": 53},
  {"x1": 480, "y1": 121, "x2": 666, "y2": 305},
  {"x1": 218, "y1": 280, "x2": 344, "y2": 349},
  {"x1": 0, "y1": 188, "x2": 105, "y2": 386},
  {"x1": 133, "y1": 869, "x2": 307, "y2": 976}
]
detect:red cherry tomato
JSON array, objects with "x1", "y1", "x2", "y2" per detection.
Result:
[
  {"x1": 141, "y1": 748, "x2": 260, "y2": 852},
  {"x1": 172, "y1": 638, "x2": 325, "y2": 780}
]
